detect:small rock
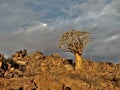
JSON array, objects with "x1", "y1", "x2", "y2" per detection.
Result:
[
  {"x1": 64, "y1": 65, "x2": 73, "y2": 71},
  {"x1": 64, "y1": 87, "x2": 72, "y2": 90},
  {"x1": 0, "y1": 62, "x2": 2, "y2": 68}
]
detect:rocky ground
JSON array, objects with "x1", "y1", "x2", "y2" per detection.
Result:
[{"x1": 0, "y1": 49, "x2": 120, "y2": 90}]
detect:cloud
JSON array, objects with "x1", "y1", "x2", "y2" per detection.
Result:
[
  {"x1": 0, "y1": 0, "x2": 120, "y2": 62},
  {"x1": 14, "y1": 22, "x2": 53, "y2": 34},
  {"x1": 103, "y1": 35, "x2": 120, "y2": 42},
  {"x1": 0, "y1": 29, "x2": 59, "y2": 57}
]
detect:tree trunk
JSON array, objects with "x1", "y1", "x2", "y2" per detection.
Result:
[{"x1": 74, "y1": 53, "x2": 82, "y2": 70}]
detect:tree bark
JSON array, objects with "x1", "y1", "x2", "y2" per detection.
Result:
[{"x1": 74, "y1": 53, "x2": 82, "y2": 70}]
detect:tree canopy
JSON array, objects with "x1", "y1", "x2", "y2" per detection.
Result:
[{"x1": 59, "y1": 29, "x2": 90, "y2": 55}]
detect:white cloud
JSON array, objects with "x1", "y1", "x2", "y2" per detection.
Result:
[
  {"x1": 42, "y1": 23, "x2": 47, "y2": 27},
  {"x1": 14, "y1": 22, "x2": 53, "y2": 34},
  {"x1": 103, "y1": 35, "x2": 120, "y2": 42},
  {"x1": 26, "y1": 23, "x2": 47, "y2": 33}
]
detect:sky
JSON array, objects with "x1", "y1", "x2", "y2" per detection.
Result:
[{"x1": 0, "y1": 0, "x2": 120, "y2": 63}]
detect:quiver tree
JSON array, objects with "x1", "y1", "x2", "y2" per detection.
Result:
[{"x1": 59, "y1": 29, "x2": 90, "y2": 70}]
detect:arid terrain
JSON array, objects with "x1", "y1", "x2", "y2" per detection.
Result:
[{"x1": 0, "y1": 49, "x2": 120, "y2": 90}]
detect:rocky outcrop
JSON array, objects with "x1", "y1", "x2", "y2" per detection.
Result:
[
  {"x1": 11, "y1": 49, "x2": 28, "y2": 65},
  {"x1": 0, "y1": 49, "x2": 120, "y2": 90}
]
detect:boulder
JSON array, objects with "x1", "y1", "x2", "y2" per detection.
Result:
[{"x1": 33, "y1": 75, "x2": 65, "y2": 90}]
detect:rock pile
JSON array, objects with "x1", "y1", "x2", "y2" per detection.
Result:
[
  {"x1": 0, "y1": 49, "x2": 75, "y2": 90},
  {"x1": 0, "y1": 49, "x2": 74, "y2": 78},
  {"x1": 0, "y1": 49, "x2": 120, "y2": 90}
]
